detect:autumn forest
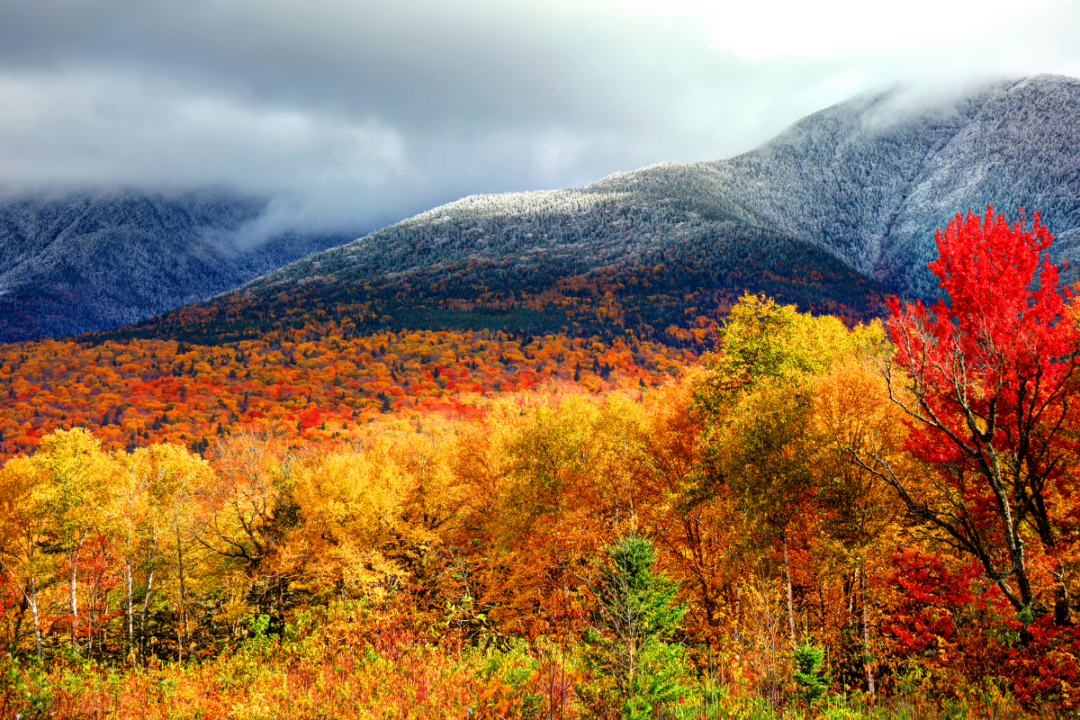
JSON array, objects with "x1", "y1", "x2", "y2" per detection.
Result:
[{"x1": 3, "y1": 207, "x2": 1080, "y2": 719}]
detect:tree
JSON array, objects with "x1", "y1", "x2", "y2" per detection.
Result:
[
  {"x1": 699, "y1": 293, "x2": 849, "y2": 399},
  {"x1": 792, "y1": 641, "x2": 831, "y2": 703},
  {"x1": 812, "y1": 357, "x2": 904, "y2": 696},
  {"x1": 583, "y1": 535, "x2": 687, "y2": 720},
  {"x1": 113, "y1": 443, "x2": 210, "y2": 660},
  {"x1": 856, "y1": 206, "x2": 1079, "y2": 620},
  {"x1": 694, "y1": 294, "x2": 877, "y2": 648},
  {"x1": 34, "y1": 428, "x2": 111, "y2": 655},
  {"x1": 0, "y1": 457, "x2": 51, "y2": 657},
  {"x1": 286, "y1": 440, "x2": 415, "y2": 601},
  {"x1": 631, "y1": 375, "x2": 735, "y2": 642},
  {"x1": 194, "y1": 431, "x2": 296, "y2": 628}
]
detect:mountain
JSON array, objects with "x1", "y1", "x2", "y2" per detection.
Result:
[
  {"x1": 244, "y1": 74, "x2": 1080, "y2": 298},
  {"x1": 5, "y1": 74, "x2": 1080, "y2": 467},
  {"x1": 103, "y1": 183, "x2": 883, "y2": 347},
  {"x1": 702, "y1": 73, "x2": 1080, "y2": 297},
  {"x1": 100, "y1": 74, "x2": 1080, "y2": 348},
  {"x1": 0, "y1": 189, "x2": 358, "y2": 342},
  {"x1": 18, "y1": 74, "x2": 1080, "y2": 348}
]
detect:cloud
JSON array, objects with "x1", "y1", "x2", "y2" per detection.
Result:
[
  {"x1": 1, "y1": 0, "x2": 1079, "y2": 236},
  {"x1": 697, "y1": 0, "x2": 1062, "y2": 61}
]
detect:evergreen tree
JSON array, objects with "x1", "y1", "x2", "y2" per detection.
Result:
[
  {"x1": 583, "y1": 535, "x2": 687, "y2": 720},
  {"x1": 792, "y1": 642, "x2": 831, "y2": 703}
]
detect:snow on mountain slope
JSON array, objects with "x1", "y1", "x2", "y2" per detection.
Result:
[
  {"x1": 0, "y1": 190, "x2": 357, "y2": 341},
  {"x1": 246, "y1": 74, "x2": 1080, "y2": 308},
  {"x1": 8, "y1": 74, "x2": 1079, "y2": 344}
]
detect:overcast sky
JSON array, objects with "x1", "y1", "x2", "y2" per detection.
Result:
[{"x1": 2, "y1": 0, "x2": 1079, "y2": 237}]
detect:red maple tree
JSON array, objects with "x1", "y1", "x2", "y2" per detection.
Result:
[{"x1": 861, "y1": 206, "x2": 1079, "y2": 618}]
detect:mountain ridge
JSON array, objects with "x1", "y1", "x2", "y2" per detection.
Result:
[
  {"x1": 0, "y1": 189, "x2": 361, "y2": 342},
  {"x1": 8, "y1": 74, "x2": 1080, "y2": 345},
  {"x1": 233, "y1": 74, "x2": 1080, "y2": 308},
  {"x1": 710, "y1": 74, "x2": 1080, "y2": 294}
]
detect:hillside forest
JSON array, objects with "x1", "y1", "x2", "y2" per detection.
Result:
[{"x1": 3, "y1": 206, "x2": 1080, "y2": 719}]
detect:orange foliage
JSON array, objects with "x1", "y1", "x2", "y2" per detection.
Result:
[{"x1": 0, "y1": 327, "x2": 694, "y2": 461}]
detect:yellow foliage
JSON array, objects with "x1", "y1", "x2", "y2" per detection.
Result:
[{"x1": 286, "y1": 439, "x2": 432, "y2": 599}]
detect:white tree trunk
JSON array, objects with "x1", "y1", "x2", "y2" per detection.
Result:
[{"x1": 783, "y1": 533, "x2": 797, "y2": 649}]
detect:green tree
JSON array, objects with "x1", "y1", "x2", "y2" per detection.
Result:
[
  {"x1": 698, "y1": 293, "x2": 855, "y2": 402},
  {"x1": 792, "y1": 641, "x2": 831, "y2": 703},
  {"x1": 583, "y1": 534, "x2": 687, "y2": 720}
]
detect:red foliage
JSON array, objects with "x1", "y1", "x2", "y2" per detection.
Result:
[
  {"x1": 1005, "y1": 613, "x2": 1080, "y2": 706},
  {"x1": 880, "y1": 548, "x2": 1080, "y2": 708},
  {"x1": 887, "y1": 205, "x2": 1076, "y2": 471},
  {"x1": 885, "y1": 206, "x2": 1080, "y2": 613},
  {"x1": 881, "y1": 550, "x2": 983, "y2": 656},
  {"x1": 0, "y1": 327, "x2": 683, "y2": 462}
]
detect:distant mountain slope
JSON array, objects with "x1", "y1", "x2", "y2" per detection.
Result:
[
  {"x1": 104, "y1": 182, "x2": 886, "y2": 347},
  {"x1": 693, "y1": 73, "x2": 1080, "y2": 296},
  {"x1": 0, "y1": 190, "x2": 357, "y2": 342},
  {"x1": 76, "y1": 74, "x2": 1080, "y2": 346},
  {"x1": 227, "y1": 74, "x2": 1080, "y2": 304}
]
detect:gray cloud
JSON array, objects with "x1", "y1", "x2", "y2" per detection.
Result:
[{"x1": 1, "y1": 0, "x2": 1080, "y2": 237}]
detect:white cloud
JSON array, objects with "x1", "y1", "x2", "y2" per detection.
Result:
[
  {"x1": 0, "y1": 70, "x2": 405, "y2": 187},
  {"x1": 0, "y1": 69, "x2": 413, "y2": 229},
  {"x1": 580, "y1": 0, "x2": 1066, "y2": 61}
]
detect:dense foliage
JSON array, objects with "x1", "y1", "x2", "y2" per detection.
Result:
[
  {"x1": 3, "y1": 206, "x2": 1080, "y2": 718},
  {"x1": 0, "y1": 327, "x2": 693, "y2": 461}
]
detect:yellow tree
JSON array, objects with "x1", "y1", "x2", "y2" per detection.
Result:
[
  {"x1": 456, "y1": 390, "x2": 648, "y2": 636},
  {"x1": 104, "y1": 450, "x2": 152, "y2": 657},
  {"x1": 694, "y1": 294, "x2": 880, "y2": 652},
  {"x1": 397, "y1": 425, "x2": 470, "y2": 537},
  {"x1": 34, "y1": 428, "x2": 111, "y2": 656},
  {"x1": 109, "y1": 443, "x2": 212, "y2": 659},
  {"x1": 285, "y1": 440, "x2": 417, "y2": 602},
  {"x1": 810, "y1": 355, "x2": 905, "y2": 695},
  {"x1": 194, "y1": 431, "x2": 294, "y2": 628},
  {"x1": 0, "y1": 456, "x2": 51, "y2": 657}
]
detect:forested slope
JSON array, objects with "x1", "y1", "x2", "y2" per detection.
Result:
[
  {"x1": 105, "y1": 74, "x2": 1080, "y2": 350},
  {"x1": 7, "y1": 75, "x2": 1080, "y2": 345},
  {"x1": 0, "y1": 189, "x2": 357, "y2": 342}
]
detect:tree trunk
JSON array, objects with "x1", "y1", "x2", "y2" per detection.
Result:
[
  {"x1": 860, "y1": 551, "x2": 875, "y2": 697},
  {"x1": 1055, "y1": 559, "x2": 1072, "y2": 626},
  {"x1": 176, "y1": 523, "x2": 188, "y2": 661},
  {"x1": 125, "y1": 561, "x2": 134, "y2": 654},
  {"x1": 783, "y1": 533, "x2": 797, "y2": 649},
  {"x1": 0, "y1": 558, "x2": 41, "y2": 658},
  {"x1": 140, "y1": 540, "x2": 156, "y2": 658},
  {"x1": 984, "y1": 452, "x2": 1035, "y2": 613},
  {"x1": 29, "y1": 576, "x2": 41, "y2": 659}
]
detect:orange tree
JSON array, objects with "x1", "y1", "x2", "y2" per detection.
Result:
[{"x1": 857, "y1": 206, "x2": 1080, "y2": 622}]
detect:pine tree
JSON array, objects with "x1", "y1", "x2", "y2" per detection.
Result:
[{"x1": 583, "y1": 535, "x2": 687, "y2": 719}]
